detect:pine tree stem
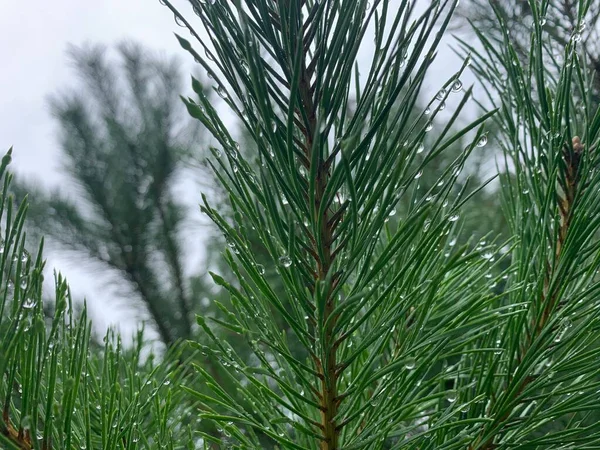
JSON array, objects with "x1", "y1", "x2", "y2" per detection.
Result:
[{"x1": 295, "y1": 30, "x2": 341, "y2": 447}]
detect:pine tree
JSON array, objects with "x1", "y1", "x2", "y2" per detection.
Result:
[{"x1": 11, "y1": 42, "x2": 210, "y2": 347}]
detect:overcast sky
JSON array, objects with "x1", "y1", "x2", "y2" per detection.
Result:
[{"x1": 0, "y1": 0, "x2": 480, "y2": 342}]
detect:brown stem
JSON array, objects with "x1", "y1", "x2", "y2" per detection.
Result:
[
  {"x1": 294, "y1": 18, "x2": 343, "y2": 450},
  {"x1": 312, "y1": 98, "x2": 340, "y2": 450},
  {"x1": 1, "y1": 417, "x2": 32, "y2": 450}
]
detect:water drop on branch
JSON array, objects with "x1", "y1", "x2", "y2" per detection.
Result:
[
  {"x1": 476, "y1": 134, "x2": 488, "y2": 147},
  {"x1": 278, "y1": 255, "x2": 292, "y2": 268},
  {"x1": 451, "y1": 79, "x2": 463, "y2": 93},
  {"x1": 216, "y1": 85, "x2": 228, "y2": 99}
]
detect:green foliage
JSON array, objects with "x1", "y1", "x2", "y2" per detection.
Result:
[
  {"x1": 457, "y1": 0, "x2": 600, "y2": 445},
  {"x1": 162, "y1": 0, "x2": 600, "y2": 448},
  {"x1": 0, "y1": 148, "x2": 201, "y2": 449},
  {"x1": 4, "y1": 0, "x2": 600, "y2": 448}
]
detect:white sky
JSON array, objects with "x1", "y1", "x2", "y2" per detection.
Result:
[{"x1": 0, "y1": 0, "x2": 482, "y2": 342}]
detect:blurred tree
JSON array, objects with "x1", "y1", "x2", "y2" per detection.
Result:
[
  {"x1": 455, "y1": 0, "x2": 600, "y2": 96},
  {"x1": 11, "y1": 42, "x2": 212, "y2": 347}
]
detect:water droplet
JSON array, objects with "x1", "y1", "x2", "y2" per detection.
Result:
[
  {"x1": 493, "y1": 339, "x2": 503, "y2": 354},
  {"x1": 416, "y1": 143, "x2": 425, "y2": 154},
  {"x1": 476, "y1": 134, "x2": 488, "y2": 147},
  {"x1": 449, "y1": 238, "x2": 457, "y2": 247},
  {"x1": 23, "y1": 297, "x2": 36, "y2": 309},
  {"x1": 425, "y1": 122, "x2": 433, "y2": 132},
  {"x1": 271, "y1": 120, "x2": 277, "y2": 132},
  {"x1": 482, "y1": 252, "x2": 494, "y2": 260},
  {"x1": 571, "y1": 32, "x2": 582, "y2": 43},
  {"x1": 174, "y1": 14, "x2": 186, "y2": 27},
  {"x1": 451, "y1": 79, "x2": 463, "y2": 93},
  {"x1": 439, "y1": 101, "x2": 446, "y2": 111},
  {"x1": 20, "y1": 278, "x2": 27, "y2": 289},
  {"x1": 424, "y1": 107, "x2": 431, "y2": 115},
  {"x1": 205, "y1": 48, "x2": 215, "y2": 61},
  {"x1": 216, "y1": 85, "x2": 228, "y2": 99},
  {"x1": 232, "y1": 164, "x2": 239, "y2": 173},
  {"x1": 256, "y1": 264, "x2": 265, "y2": 275},
  {"x1": 522, "y1": 189, "x2": 529, "y2": 194},
  {"x1": 436, "y1": 89, "x2": 446, "y2": 101},
  {"x1": 445, "y1": 390, "x2": 458, "y2": 403},
  {"x1": 241, "y1": 61, "x2": 250, "y2": 75},
  {"x1": 278, "y1": 255, "x2": 292, "y2": 268},
  {"x1": 414, "y1": 170, "x2": 423, "y2": 179},
  {"x1": 389, "y1": 208, "x2": 397, "y2": 217},
  {"x1": 448, "y1": 214, "x2": 459, "y2": 222},
  {"x1": 539, "y1": 17, "x2": 547, "y2": 26},
  {"x1": 404, "y1": 357, "x2": 416, "y2": 370}
]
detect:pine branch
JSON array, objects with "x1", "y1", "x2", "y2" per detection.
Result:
[
  {"x1": 468, "y1": 152, "x2": 586, "y2": 449},
  {"x1": 155, "y1": 199, "x2": 193, "y2": 338}
]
